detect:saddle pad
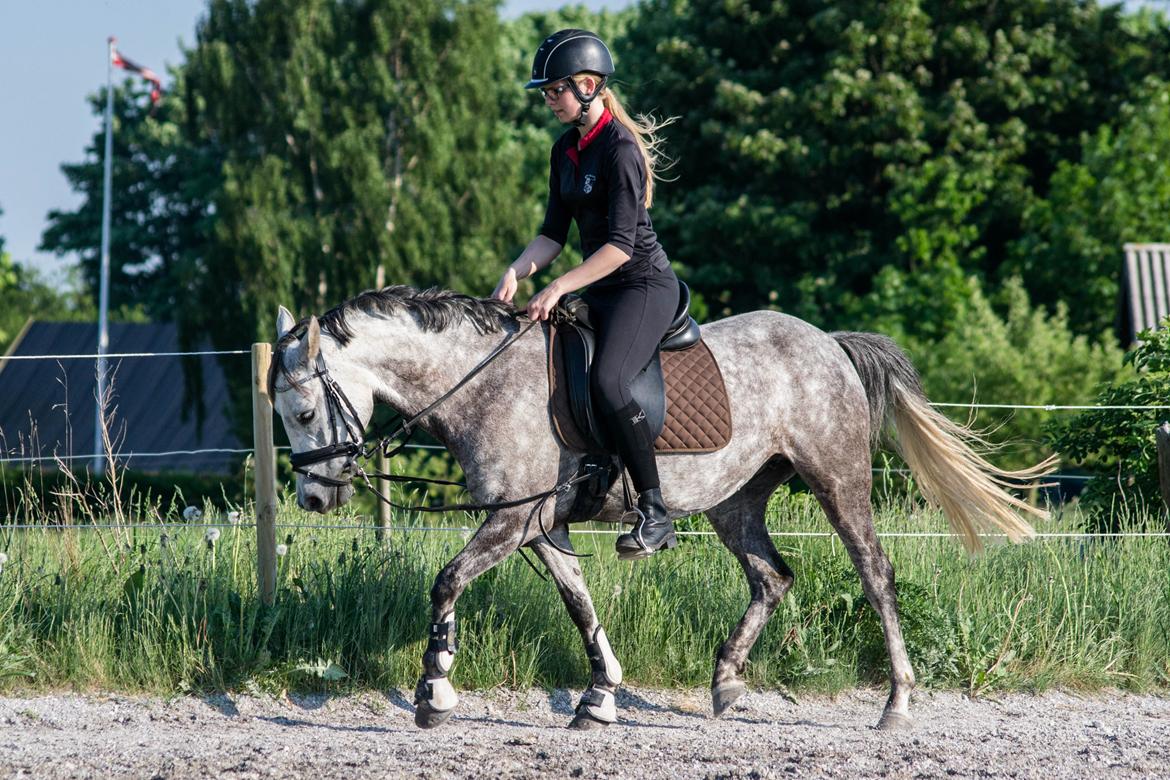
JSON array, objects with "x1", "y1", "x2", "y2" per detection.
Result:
[{"x1": 547, "y1": 326, "x2": 733, "y2": 454}]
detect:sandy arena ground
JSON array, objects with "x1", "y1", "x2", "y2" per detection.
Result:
[{"x1": 2, "y1": 687, "x2": 1169, "y2": 778}]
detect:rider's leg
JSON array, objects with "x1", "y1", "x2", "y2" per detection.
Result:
[{"x1": 584, "y1": 269, "x2": 679, "y2": 557}]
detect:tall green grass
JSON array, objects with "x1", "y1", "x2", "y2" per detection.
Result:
[{"x1": 0, "y1": 489, "x2": 1167, "y2": 696}]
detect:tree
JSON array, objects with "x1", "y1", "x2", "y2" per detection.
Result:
[
  {"x1": 1006, "y1": 77, "x2": 1170, "y2": 337},
  {"x1": 181, "y1": 0, "x2": 538, "y2": 357},
  {"x1": 40, "y1": 78, "x2": 216, "y2": 323},
  {"x1": 619, "y1": 0, "x2": 1170, "y2": 337},
  {"x1": 0, "y1": 206, "x2": 96, "y2": 353}
]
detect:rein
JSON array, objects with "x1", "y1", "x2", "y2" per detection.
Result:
[{"x1": 282, "y1": 317, "x2": 593, "y2": 561}]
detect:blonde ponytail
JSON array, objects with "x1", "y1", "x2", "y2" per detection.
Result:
[{"x1": 575, "y1": 76, "x2": 676, "y2": 208}]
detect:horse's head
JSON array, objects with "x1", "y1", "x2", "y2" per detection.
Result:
[{"x1": 272, "y1": 305, "x2": 375, "y2": 513}]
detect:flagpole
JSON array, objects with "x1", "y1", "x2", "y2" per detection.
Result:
[{"x1": 95, "y1": 36, "x2": 115, "y2": 476}]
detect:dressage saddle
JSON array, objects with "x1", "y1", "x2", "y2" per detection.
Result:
[{"x1": 552, "y1": 279, "x2": 701, "y2": 455}]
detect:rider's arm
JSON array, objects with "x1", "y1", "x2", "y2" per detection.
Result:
[
  {"x1": 508, "y1": 235, "x2": 564, "y2": 280},
  {"x1": 545, "y1": 243, "x2": 630, "y2": 292}
]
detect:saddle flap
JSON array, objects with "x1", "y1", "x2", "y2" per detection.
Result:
[{"x1": 552, "y1": 321, "x2": 665, "y2": 454}]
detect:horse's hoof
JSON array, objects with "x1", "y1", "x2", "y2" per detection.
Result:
[
  {"x1": 567, "y1": 711, "x2": 610, "y2": 731},
  {"x1": 876, "y1": 710, "x2": 913, "y2": 731},
  {"x1": 414, "y1": 701, "x2": 456, "y2": 729},
  {"x1": 712, "y1": 681, "x2": 748, "y2": 717}
]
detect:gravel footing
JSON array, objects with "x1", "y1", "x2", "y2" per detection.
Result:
[{"x1": 2, "y1": 687, "x2": 1168, "y2": 778}]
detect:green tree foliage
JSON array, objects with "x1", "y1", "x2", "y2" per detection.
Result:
[
  {"x1": 914, "y1": 277, "x2": 1125, "y2": 469},
  {"x1": 39, "y1": 79, "x2": 215, "y2": 323},
  {"x1": 1049, "y1": 321, "x2": 1170, "y2": 522},
  {"x1": 182, "y1": 0, "x2": 536, "y2": 351},
  {"x1": 619, "y1": 0, "x2": 1170, "y2": 336},
  {"x1": 1007, "y1": 77, "x2": 1170, "y2": 337},
  {"x1": 0, "y1": 206, "x2": 95, "y2": 352}
]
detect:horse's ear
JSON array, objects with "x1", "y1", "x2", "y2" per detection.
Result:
[
  {"x1": 276, "y1": 306, "x2": 296, "y2": 340},
  {"x1": 306, "y1": 316, "x2": 321, "y2": 362}
]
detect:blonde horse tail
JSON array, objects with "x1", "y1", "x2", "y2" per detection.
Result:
[{"x1": 832, "y1": 332, "x2": 1056, "y2": 553}]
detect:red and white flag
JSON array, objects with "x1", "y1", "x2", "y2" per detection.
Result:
[{"x1": 110, "y1": 37, "x2": 162, "y2": 104}]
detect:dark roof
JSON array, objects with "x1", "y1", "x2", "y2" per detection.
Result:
[
  {"x1": 0, "y1": 322, "x2": 244, "y2": 473},
  {"x1": 1123, "y1": 243, "x2": 1170, "y2": 341}
]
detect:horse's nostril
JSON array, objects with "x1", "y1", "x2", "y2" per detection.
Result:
[{"x1": 305, "y1": 494, "x2": 324, "y2": 513}]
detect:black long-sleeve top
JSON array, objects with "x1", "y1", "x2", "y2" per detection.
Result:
[{"x1": 539, "y1": 110, "x2": 670, "y2": 288}]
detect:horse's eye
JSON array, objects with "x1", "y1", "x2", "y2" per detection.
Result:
[{"x1": 296, "y1": 410, "x2": 316, "y2": 424}]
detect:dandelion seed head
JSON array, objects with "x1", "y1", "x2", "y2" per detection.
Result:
[
  {"x1": 183, "y1": 506, "x2": 203, "y2": 522},
  {"x1": 276, "y1": 544, "x2": 288, "y2": 557},
  {"x1": 0, "y1": 552, "x2": 8, "y2": 566},
  {"x1": 204, "y1": 528, "x2": 221, "y2": 544},
  {"x1": 227, "y1": 511, "x2": 241, "y2": 524}
]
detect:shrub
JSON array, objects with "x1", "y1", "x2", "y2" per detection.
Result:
[
  {"x1": 1049, "y1": 319, "x2": 1170, "y2": 525},
  {"x1": 912, "y1": 277, "x2": 1126, "y2": 470}
]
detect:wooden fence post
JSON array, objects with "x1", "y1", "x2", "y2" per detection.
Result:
[
  {"x1": 374, "y1": 263, "x2": 391, "y2": 543},
  {"x1": 376, "y1": 449, "x2": 391, "y2": 543},
  {"x1": 1156, "y1": 423, "x2": 1170, "y2": 536},
  {"x1": 252, "y1": 343, "x2": 278, "y2": 606}
]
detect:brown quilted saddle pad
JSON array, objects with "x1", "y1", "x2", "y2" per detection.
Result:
[{"x1": 548, "y1": 325, "x2": 733, "y2": 454}]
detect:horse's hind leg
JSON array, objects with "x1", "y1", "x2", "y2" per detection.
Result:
[
  {"x1": 706, "y1": 458, "x2": 796, "y2": 717},
  {"x1": 804, "y1": 466, "x2": 916, "y2": 729},
  {"x1": 529, "y1": 526, "x2": 624, "y2": 731}
]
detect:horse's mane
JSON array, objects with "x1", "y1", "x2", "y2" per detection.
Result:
[
  {"x1": 271, "y1": 285, "x2": 519, "y2": 394},
  {"x1": 279, "y1": 285, "x2": 517, "y2": 348}
]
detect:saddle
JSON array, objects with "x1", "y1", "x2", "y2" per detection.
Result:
[{"x1": 547, "y1": 280, "x2": 733, "y2": 459}]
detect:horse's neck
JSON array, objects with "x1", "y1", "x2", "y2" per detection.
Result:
[{"x1": 348, "y1": 313, "x2": 517, "y2": 430}]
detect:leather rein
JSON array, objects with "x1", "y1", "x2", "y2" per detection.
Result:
[{"x1": 279, "y1": 316, "x2": 597, "y2": 560}]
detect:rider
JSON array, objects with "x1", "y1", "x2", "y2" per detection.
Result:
[{"x1": 492, "y1": 29, "x2": 680, "y2": 559}]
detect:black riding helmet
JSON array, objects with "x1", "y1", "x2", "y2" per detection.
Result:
[{"x1": 526, "y1": 29, "x2": 614, "y2": 125}]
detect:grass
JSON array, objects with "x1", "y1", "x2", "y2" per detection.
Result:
[{"x1": 0, "y1": 487, "x2": 1167, "y2": 697}]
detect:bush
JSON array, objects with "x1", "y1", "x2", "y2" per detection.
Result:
[
  {"x1": 912, "y1": 277, "x2": 1126, "y2": 470},
  {"x1": 1049, "y1": 319, "x2": 1170, "y2": 525}
]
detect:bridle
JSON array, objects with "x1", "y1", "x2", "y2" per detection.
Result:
[
  {"x1": 276, "y1": 316, "x2": 599, "y2": 561},
  {"x1": 285, "y1": 350, "x2": 370, "y2": 488}
]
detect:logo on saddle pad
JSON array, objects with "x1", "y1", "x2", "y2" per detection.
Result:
[
  {"x1": 630, "y1": 409, "x2": 646, "y2": 425},
  {"x1": 583, "y1": 174, "x2": 596, "y2": 194}
]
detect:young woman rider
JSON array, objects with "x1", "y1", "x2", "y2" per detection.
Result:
[{"x1": 491, "y1": 29, "x2": 679, "y2": 559}]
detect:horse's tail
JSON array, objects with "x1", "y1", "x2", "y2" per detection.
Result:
[{"x1": 831, "y1": 331, "x2": 1055, "y2": 553}]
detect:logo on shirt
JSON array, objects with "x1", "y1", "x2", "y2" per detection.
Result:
[
  {"x1": 583, "y1": 174, "x2": 596, "y2": 194},
  {"x1": 630, "y1": 409, "x2": 646, "y2": 425}
]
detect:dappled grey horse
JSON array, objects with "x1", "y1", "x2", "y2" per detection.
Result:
[{"x1": 270, "y1": 286, "x2": 1050, "y2": 731}]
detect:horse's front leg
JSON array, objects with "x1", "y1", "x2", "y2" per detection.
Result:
[
  {"x1": 529, "y1": 525, "x2": 623, "y2": 730},
  {"x1": 414, "y1": 508, "x2": 530, "y2": 729}
]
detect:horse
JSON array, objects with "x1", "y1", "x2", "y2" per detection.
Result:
[{"x1": 269, "y1": 285, "x2": 1051, "y2": 731}]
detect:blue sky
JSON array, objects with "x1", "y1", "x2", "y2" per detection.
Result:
[{"x1": 0, "y1": 0, "x2": 630, "y2": 282}]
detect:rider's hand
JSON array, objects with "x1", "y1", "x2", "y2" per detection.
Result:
[
  {"x1": 492, "y1": 267, "x2": 519, "y2": 303},
  {"x1": 526, "y1": 281, "x2": 564, "y2": 322}
]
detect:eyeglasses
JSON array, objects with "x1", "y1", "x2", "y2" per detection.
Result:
[{"x1": 540, "y1": 83, "x2": 572, "y2": 101}]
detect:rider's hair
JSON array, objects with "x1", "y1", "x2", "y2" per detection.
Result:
[{"x1": 574, "y1": 74, "x2": 675, "y2": 209}]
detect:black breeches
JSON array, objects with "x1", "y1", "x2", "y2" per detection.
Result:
[{"x1": 583, "y1": 266, "x2": 679, "y2": 493}]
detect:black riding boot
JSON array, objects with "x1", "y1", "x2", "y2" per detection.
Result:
[{"x1": 615, "y1": 487, "x2": 677, "y2": 559}]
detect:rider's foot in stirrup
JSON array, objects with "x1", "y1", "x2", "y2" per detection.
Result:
[{"x1": 615, "y1": 487, "x2": 677, "y2": 560}]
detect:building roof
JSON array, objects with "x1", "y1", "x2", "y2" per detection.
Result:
[
  {"x1": 0, "y1": 321, "x2": 244, "y2": 473},
  {"x1": 1123, "y1": 243, "x2": 1170, "y2": 341}
]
